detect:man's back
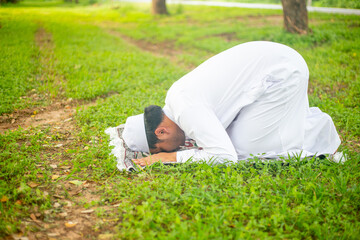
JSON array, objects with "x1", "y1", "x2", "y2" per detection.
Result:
[{"x1": 164, "y1": 41, "x2": 308, "y2": 129}]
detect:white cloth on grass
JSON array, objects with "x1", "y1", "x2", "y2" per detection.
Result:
[
  {"x1": 105, "y1": 124, "x2": 345, "y2": 172},
  {"x1": 105, "y1": 125, "x2": 201, "y2": 171},
  {"x1": 105, "y1": 125, "x2": 144, "y2": 172},
  {"x1": 162, "y1": 41, "x2": 341, "y2": 163}
]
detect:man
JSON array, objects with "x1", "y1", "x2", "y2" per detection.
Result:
[{"x1": 122, "y1": 41, "x2": 341, "y2": 167}]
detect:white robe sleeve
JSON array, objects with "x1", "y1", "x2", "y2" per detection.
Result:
[{"x1": 174, "y1": 106, "x2": 238, "y2": 164}]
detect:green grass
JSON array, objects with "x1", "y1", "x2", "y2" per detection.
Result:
[
  {"x1": 0, "y1": 0, "x2": 359, "y2": 238},
  {"x1": 0, "y1": 19, "x2": 39, "y2": 114},
  {"x1": 105, "y1": 159, "x2": 360, "y2": 239},
  {"x1": 0, "y1": 128, "x2": 53, "y2": 234}
]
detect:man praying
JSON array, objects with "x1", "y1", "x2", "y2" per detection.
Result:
[{"x1": 121, "y1": 41, "x2": 341, "y2": 167}]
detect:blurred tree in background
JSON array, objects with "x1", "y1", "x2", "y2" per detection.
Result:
[
  {"x1": 281, "y1": 0, "x2": 308, "y2": 34},
  {"x1": 64, "y1": 0, "x2": 79, "y2": 3},
  {"x1": 152, "y1": 0, "x2": 168, "y2": 14},
  {"x1": 0, "y1": 0, "x2": 18, "y2": 3}
]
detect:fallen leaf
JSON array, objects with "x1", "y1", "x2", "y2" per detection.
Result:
[
  {"x1": 1, "y1": 195, "x2": 8, "y2": 202},
  {"x1": 51, "y1": 175, "x2": 60, "y2": 180},
  {"x1": 47, "y1": 233, "x2": 60, "y2": 237},
  {"x1": 59, "y1": 212, "x2": 68, "y2": 217},
  {"x1": 69, "y1": 180, "x2": 84, "y2": 186},
  {"x1": 64, "y1": 221, "x2": 77, "y2": 228},
  {"x1": 53, "y1": 195, "x2": 64, "y2": 199},
  {"x1": 30, "y1": 213, "x2": 37, "y2": 221},
  {"x1": 60, "y1": 166, "x2": 71, "y2": 169},
  {"x1": 67, "y1": 231, "x2": 81, "y2": 238},
  {"x1": 103, "y1": 218, "x2": 119, "y2": 222},
  {"x1": 54, "y1": 144, "x2": 63, "y2": 148},
  {"x1": 50, "y1": 164, "x2": 57, "y2": 169},
  {"x1": 81, "y1": 209, "x2": 94, "y2": 214},
  {"x1": 27, "y1": 182, "x2": 39, "y2": 188},
  {"x1": 15, "y1": 200, "x2": 22, "y2": 205},
  {"x1": 65, "y1": 201, "x2": 72, "y2": 207},
  {"x1": 70, "y1": 189, "x2": 82, "y2": 196},
  {"x1": 98, "y1": 233, "x2": 114, "y2": 240},
  {"x1": 11, "y1": 234, "x2": 29, "y2": 240},
  {"x1": 53, "y1": 202, "x2": 61, "y2": 208}
]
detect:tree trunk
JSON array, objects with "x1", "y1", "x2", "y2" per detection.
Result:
[
  {"x1": 152, "y1": 0, "x2": 168, "y2": 15},
  {"x1": 281, "y1": 0, "x2": 308, "y2": 34}
]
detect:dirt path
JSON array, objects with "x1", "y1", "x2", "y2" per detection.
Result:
[
  {"x1": 1, "y1": 27, "x2": 80, "y2": 134},
  {"x1": 104, "y1": 27, "x2": 197, "y2": 70},
  {"x1": 0, "y1": 100, "x2": 72, "y2": 134},
  {"x1": 4, "y1": 103, "x2": 119, "y2": 240},
  {"x1": 1, "y1": 26, "x2": 121, "y2": 240}
]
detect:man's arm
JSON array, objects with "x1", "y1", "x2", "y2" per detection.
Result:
[
  {"x1": 174, "y1": 105, "x2": 238, "y2": 163},
  {"x1": 132, "y1": 152, "x2": 176, "y2": 167}
]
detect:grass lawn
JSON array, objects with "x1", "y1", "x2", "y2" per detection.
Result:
[{"x1": 0, "y1": 0, "x2": 359, "y2": 239}]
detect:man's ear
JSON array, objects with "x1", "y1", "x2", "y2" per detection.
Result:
[{"x1": 155, "y1": 127, "x2": 169, "y2": 138}]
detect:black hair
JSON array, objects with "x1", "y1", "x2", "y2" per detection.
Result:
[{"x1": 144, "y1": 105, "x2": 164, "y2": 149}]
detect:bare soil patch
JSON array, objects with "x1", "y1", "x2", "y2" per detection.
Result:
[
  {"x1": 227, "y1": 14, "x2": 283, "y2": 28},
  {"x1": 16, "y1": 180, "x2": 119, "y2": 240},
  {"x1": 0, "y1": 99, "x2": 100, "y2": 134},
  {"x1": 107, "y1": 29, "x2": 180, "y2": 57},
  {"x1": 213, "y1": 32, "x2": 238, "y2": 42},
  {"x1": 0, "y1": 26, "x2": 101, "y2": 134},
  {"x1": 35, "y1": 27, "x2": 52, "y2": 50},
  {"x1": 198, "y1": 32, "x2": 238, "y2": 42},
  {"x1": 0, "y1": 100, "x2": 72, "y2": 134},
  {"x1": 4, "y1": 111, "x2": 120, "y2": 240},
  {"x1": 102, "y1": 26, "x2": 196, "y2": 69}
]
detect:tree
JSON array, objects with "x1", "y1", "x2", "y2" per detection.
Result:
[
  {"x1": 152, "y1": 0, "x2": 168, "y2": 15},
  {"x1": 0, "y1": 0, "x2": 18, "y2": 3},
  {"x1": 64, "y1": 0, "x2": 79, "y2": 3},
  {"x1": 281, "y1": 0, "x2": 308, "y2": 34}
]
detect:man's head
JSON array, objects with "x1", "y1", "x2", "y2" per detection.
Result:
[{"x1": 144, "y1": 105, "x2": 185, "y2": 154}]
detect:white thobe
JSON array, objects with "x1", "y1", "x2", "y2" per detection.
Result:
[{"x1": 162, "y1": 41, "x2": 341, "y2": 163}]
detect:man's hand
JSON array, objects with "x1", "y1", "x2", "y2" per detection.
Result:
[{"x1": 132, "y1": 152, "x2": 176, "y2": 167}]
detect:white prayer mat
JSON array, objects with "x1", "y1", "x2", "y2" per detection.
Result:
[
  {"x1": 105, "y1": 125, "x2": 346, "y2": 172},
  {"x1": 105, "y1": 125, "x2": 200, "y2": 172}
]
